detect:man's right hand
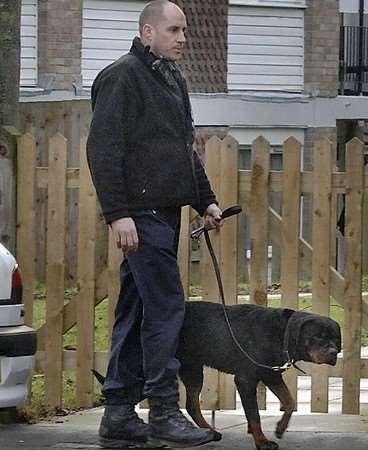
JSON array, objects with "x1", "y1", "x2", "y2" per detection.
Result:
[{"x1": 111, "y1": 217, "x2": 139, "y2": 252}]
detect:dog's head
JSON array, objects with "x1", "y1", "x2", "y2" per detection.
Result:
[{"x1": 286, "y1": 311, "x2": 341, "y2": 365}]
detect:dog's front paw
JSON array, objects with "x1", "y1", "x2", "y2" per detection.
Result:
[
  {"x1": 275, "y1": 421, "x2": 286, "y2": 439},
  {"x1": 255, "y1": 439, "x2": 279, "y2": 450},
  {"x1": 212, "y1": 430, "x2": 222, "y2": 441}
]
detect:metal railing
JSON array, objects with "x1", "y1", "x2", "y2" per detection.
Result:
[{"x1": 339, "y1": 25, "x2": 368, "y2": 95}]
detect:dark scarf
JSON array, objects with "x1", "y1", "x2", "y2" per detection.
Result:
[{"x1": 130, "y1": 37, "x2": 195, "y2": 146}]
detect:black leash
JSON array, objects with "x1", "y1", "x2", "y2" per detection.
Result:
[{"x1": 191, "y1": 205, "x2": 299, "y2": 373}]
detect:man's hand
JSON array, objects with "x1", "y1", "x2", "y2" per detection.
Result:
[
  {"x1": 204, "y1": 203, "x2": 223, "y2": 231},
  {"x1": 111, "y1": 217, "x2": 139, "y2": 252}
]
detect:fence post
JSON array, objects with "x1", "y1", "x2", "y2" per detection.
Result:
[
  {"x1": 310, "y1": 137, "x2": 332, "y2": 412},
  {"x1": 342, "y1": 138, "x2": 364, "y2": 414},
  {"x1": 45, "y1": 133, "x2": 67, "y2": 408},
  {"x1": 16, "y1": 133, "x2": 37, "y2": 327},
  {"x1": 280, "y1": 136, "x2": 301, "y2": 405},
  {"x1": 76, "y1": 136, "x2": 97, "y2": 407}
]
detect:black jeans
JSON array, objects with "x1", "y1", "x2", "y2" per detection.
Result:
[{"x1": 102, "y1": 208, "x2": 184, "y2": 405}]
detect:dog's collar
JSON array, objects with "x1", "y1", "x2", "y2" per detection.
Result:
[
  {"x1": 271, "y1": 353, "x2": 306, "y2": 374},
  {"x1": 271, "y1": 314, "x2": 306, "y2": 374}
]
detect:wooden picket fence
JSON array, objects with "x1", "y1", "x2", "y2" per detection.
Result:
[{"x1": 16, "y1": 132, "x2": 368, "y2": 414}]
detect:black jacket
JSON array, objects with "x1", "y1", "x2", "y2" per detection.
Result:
[{"x1": 87, "y1": 37, "x2": 217, "y2": 224}]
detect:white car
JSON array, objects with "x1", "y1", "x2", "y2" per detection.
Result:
[{"x1": 0, "y1": 243, "x2": 37, "y2": 410}]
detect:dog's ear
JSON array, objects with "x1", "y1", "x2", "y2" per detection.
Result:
[
  {"x1": 331, "y1": 319, "x2": 342, "y2": 352},
  {"x1": 284, "y1": 311, "x2": 315, "y2": 360},
  {"x1": 281, "y1": 308, "x2": 295, "y2": 321}
]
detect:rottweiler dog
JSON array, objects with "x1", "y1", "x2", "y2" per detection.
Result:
[{"x1": 176, "y1": 301, "x2": 341, "y2": 450}]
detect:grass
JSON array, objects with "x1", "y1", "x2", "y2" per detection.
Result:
[{"x1": 21, "y1": 279, "x2": 368, "y2": 422}]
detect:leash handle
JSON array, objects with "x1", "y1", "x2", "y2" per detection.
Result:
[{"x1": 191, "y1": 205, "x2": 242, "y2": 239}]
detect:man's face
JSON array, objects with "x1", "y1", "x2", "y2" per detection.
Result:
[{"x1": 144, "y1": 4, "x2": 187, "y2": 61}]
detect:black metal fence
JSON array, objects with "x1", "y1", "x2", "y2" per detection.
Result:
[{"x1": 339, "y1": 25, "x2": 368, "y2": 95}]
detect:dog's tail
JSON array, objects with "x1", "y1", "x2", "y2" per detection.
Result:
[{"x1": 91, "y1": 369, "x2": 106, "y2": 385}]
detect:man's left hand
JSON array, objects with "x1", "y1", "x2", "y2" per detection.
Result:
[{"x1": 204, "y1": 203, "x2": 224, "y2": 231}]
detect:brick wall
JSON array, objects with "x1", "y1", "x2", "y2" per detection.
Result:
[
  {"x1": 303, "y1": 126, "x2": 337, "y2": 170},
  {"x1": 174, "y1": 0, "x2": 228, "y2": 93},
  {"x1": 194, "y1": 126, "x2": 229, "y2": 158},
  {"x1": 304, "y1": 0, "x2": 340, "y2": 97},
  {"x1": 38, "y1": 0, "x2": 82, "y2": 90}
]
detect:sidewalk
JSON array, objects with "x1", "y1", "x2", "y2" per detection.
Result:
[{"x1": 1, "y1": 376, "x2": 368, "y2": 449}]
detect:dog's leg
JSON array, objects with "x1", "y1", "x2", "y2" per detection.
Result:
[
  {"x1": 179, "y1": 366, "x2": 222, "y2": 441},
  {"x1": 235, "y1": 375, "x2": 278, "y2": 450},
  {"x1": 264, "y1": 377, "x2": 295, "y2": 439}
]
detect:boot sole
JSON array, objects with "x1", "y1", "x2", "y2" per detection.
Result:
[
  {"x1": 99, "y1": 437, "x2": 168, "y2": 449},
  {"x1": 148, "y1": 434, "x2": 215, "y2": 449}
]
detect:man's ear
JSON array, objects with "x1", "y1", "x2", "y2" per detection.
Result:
[{"x1": 142, "y1": 23, "x2": 154, "y2": 43}]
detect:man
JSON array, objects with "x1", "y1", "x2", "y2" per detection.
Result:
[{"x1": 87, "y1": 1, "x2": 222, "y2": 448}]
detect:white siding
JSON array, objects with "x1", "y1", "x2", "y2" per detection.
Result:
[
  {"x1": 20, "y1": 0, "x2": 38, "y2": 87},
  {"x1": 82, "y1": 0, "x2": 147, "y2": 87},
  {"x1": 228, "y1": 6, "x2": 304, "y2": 92}
]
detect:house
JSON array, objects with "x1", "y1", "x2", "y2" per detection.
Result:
[{"x1": 15, "y1": 0, "x2": 368, "y2": 277}]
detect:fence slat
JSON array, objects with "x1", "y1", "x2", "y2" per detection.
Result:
[
  {"x1": 76, "y1": 137, "x2": 97, "y2": 407},
  {"x1": 249, "y1": 136, "x2": 270, "y2": 410},
  {"x1": 342, "y1": 138, "x2": 364, "y2": 414},
  {"x1": 200, "y1": 136, "x2": 222, "y2": 410},
  {"x1": 280, "y1": 137, "x2": 301, "y2": 405},
  {"x1": 281, "y1": 137, "x2": 301, "y2": 307},
  {"x1": 107, "y1": 230, "x2": 122, "y2": 345},
  {"x1": 311, "y1": 137, "x2": 332, "y2": 413},
  {"x1": 178, "y1": 205, "x2": 191, "y2": 299},
  {"x1": 16, "y1": 133, "x2": 37, "y2": 327},
  {"x1": 218, "y1": 135, "x2": 239, "y2": 410},
  {"x1": 202, "y1": 136, "x2": 222, "y2": 301},
  {"x1": 45, "y1": 133, "x2": 67, "y2": 407},
  {"x1": 249, "y1": 136, "x2": 270, "y2": 305}
]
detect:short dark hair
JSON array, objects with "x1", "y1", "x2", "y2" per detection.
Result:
[{"x1": 139, "y1": 0, "x2": 171, "y2": 34}]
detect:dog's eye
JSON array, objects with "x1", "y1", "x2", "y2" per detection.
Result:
[{"x1": 310, "y1": 336, "x2": 326, "y2": 346}]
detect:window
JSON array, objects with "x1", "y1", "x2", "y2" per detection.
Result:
[
  {"x1": 82, "y1": 0, "x2": 147, "y2": 87},
  {"x1": 228, "y1": 1, "x2": 305, "y2": 92},
  {"x1": 20, "y1": 0, "x2": 38, "y2": 87},
  {"x1": 239, "y1": 145, "x2": 283, "y2": 170}
]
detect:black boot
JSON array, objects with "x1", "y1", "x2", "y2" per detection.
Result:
[
  {"x1": 148, "y1": 398, "x2": 215, "y2": 448},
  {"x1": 99, "y1": 404, "x2": 152, "y2": 449}
]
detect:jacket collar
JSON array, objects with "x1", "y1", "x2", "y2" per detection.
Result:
[
  {"x1": 130, "y1": 36, "x2": 157, "y2": 67},
  {"x1": 130, "y1": 37, "x2": 180, "y2": 73}
]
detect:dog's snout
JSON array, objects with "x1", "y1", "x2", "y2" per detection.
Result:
[{"x1": 326, "y1": 347, "x2": 338, "y2": 365}]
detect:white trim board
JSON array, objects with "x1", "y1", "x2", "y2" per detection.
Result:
[
  {"x1": 229, "y1": 127, "x2": 305, "y2": 145},
  {"x1": 190, "y1": 94, "x2": 368, "y2": 128},
  {"x1": 340, "y1": 0, "x2": 368, "y2": 14},
  {"x1": 229, "y1": 0, "x2": 306, "y2": 8}
]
